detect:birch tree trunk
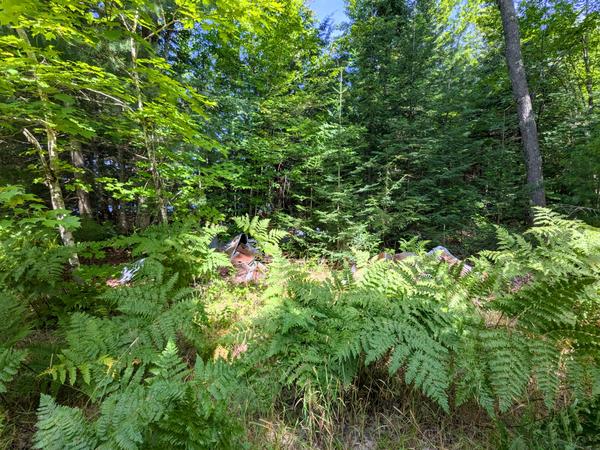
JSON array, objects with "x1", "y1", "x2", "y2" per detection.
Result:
[
  {"x1": 497, "y1": 0, "x2": 546, "y2": 208},
  {"x1": 17, "y1": 28, "x2": 79, "y2": 266}
]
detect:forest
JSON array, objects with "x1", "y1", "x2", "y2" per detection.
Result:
[{"x1": 0, "y1": 0, "x2": 599, "y2": 448}]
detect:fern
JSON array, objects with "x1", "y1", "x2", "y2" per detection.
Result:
[
  {"x1": 36, "y1": 260, "x2": 201, "y2": 396},
  {"x1": 34, "y1": 394, "x2": 97, "y2": 450},
  {"x1": 0, "y1": 289, "x2": 30, "y2": 347},
  {"x1": 469, "y1": 209, "x2": 600, "y2": 413},
  {"x1": 0, "y1": 347, "x2": 27, "y2": 394},
  {"x1": 529, "y1": 338, "x2": 561, "y2": 409},
  {"x1": 0, "y1": 188, "x2": 80, "y2": 300},
  {"x1": 110, "y1": 221, "x2": 230, "y2": 284},
  {"x1": 254, "y1": 263, "x2": 458, "y2": 412},
  {"x1": 252, "y1": 209, "x2": 600, "y2": 421},
  {"x1": 24, "y1": 209, "x2": 600, "y2": 447},
  {"x1": 35, "y1": 341, "x2": 245, "y2": 450},
  {"x1": 0, "y1": 288, "x2": 30, "y2": 393},
  {"x1": 234, "y1": 215, "x2": 287, "y2": 256}
]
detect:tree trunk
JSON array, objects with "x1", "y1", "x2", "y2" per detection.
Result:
[
  {"x1": 17, "y1": 28, "x2": 79, "y2": 267},
  {"x1": 582, "y1": 0, "x2": 594, "y2": 110},
  {"x1": 127, "y1": 14, "x2": 168, "y2": 224},
  {"x1": 136, "y1": 196, "x2": 151, "y2": 229},
  {"x1": 497, "y1": 0, "x2": 546, "y2": 208},
  {"x1": 69, "y1": 139, "x2": 93, "y2": 219},
  {"x1": 117, "y1": 147, "x2": 130, "y2": 233},
  {"x1": 582, "y1": 36, "x2": 593, "y2": 109},
  {"x1": 117, "y1": 200, "x2": 129, "y2": 233},
  {"x1": 23, "y1": 129, "x2": 79, "y2": 268}
]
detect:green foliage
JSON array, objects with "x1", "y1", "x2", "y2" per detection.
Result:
[
  {"x1": 111, "y1": 221, "x2": 230, "y2": 284},
  {"x1": 42, "y1": 261, "x2": 200, "y2": 385},
  {"x1": 0, "y1": 347, "x2": 27, "y2": 394},
  {"x1": 73, "y1": 219, "x2": 116, "y2": 242},
  {"x1": 0, "y1": 0, "x2": 598, "y2": 444},
  {"x1": 251, "y1": 210, "x2": 600, "y2": 424},
  {"x1": 0, "y1": 288, "x2": 30, "y2": 394},
  {"x1": 33, "y1": 259, "x2": 247, "y2": 449},
  {"x1": 34, "y1": 394, "x2": 96, "y2": 450},
  {"x1": 495, "y1": 396, "x2": 600, "y2": 449},
  {"x1": 0, "y1": 186, "x2": 80, "y2": 304},
  {"x1": 0, "y1": 288, "x2": 30, "y2": 346},
  {"x1": 34, "y1": 341, "x2": 244, "y2": 450},
  {"x1": 234, "y1": 215, "x2": 288, "y2": 256}
]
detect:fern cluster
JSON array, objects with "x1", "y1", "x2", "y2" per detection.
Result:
[
  {"x1": 250, "y1": 209, "x2": 600, "y2": 421},
  {"x1": 110, "y1": 221, "x2": 230, "y2": 285},
  {"x1": 234, "y1": 215, "x2": 288, "y2": 257},
  {"x1": 33, "y1": 261, "x2": 246, "y2": 449},
  {"x1": 9, "y1": 209, "x2": 599, "y2": 448},
  {"x1": 42, "y1": 261, "x2": 192, "y2": 382},
  {"x1": 0, "y1": 188, "x2": 78, "y2": 303},
  {"x1": 0, "y1": 289, "x2": 30, "y2": 394},
  {"x1": 34, "y1": 341, "x2": 243, "y2": 450}
]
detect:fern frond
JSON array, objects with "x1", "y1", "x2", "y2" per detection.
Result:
[
  {"x1": 34, "y1": 395, "x2": 96, "y2": 450},
  {"x1": 0, "y1": 347, "x2": 27, "y2": 393}
]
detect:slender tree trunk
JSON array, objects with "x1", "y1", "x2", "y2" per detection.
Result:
[
  {"x1": 127, "y1": 14, "x2": 168, "y2": 224},
  {"x1": 117, "y1": 200, "x2": 129, "y2": 232},
  {"x1": 497, "y1": 0, "x2": 546, "y2": 208},
  {"x1": 117, "y1": 147, "x2": 129, "y2": 233},
  {"x1": 23, "y1": 129, "x2": 78, "y2": 251},
  {"x1": 582, "y1": 38, "x2": 593, "y2": 109},
  {"x1": 69, "y1": 139, "x2": 93, "y2": 219},
  {"x1": 136, "y1": 196, "x2": 151, "y2": 229},
  {"x1": 91, "y1": 149, "x2": 108, "y2": 222},
  {"x1": 17, "y1": 28, "x2": 79, "y2": 266},
  {"x1": 582, "y1": 0, "x2": 594, "y2": 110}
]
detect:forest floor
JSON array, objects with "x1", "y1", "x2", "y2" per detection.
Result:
[
  {"x1": 1, "y1": 258, "x2": 542, "y2": 449},
  {"x1": 201, "y1": 268, "x2": 497, "y2": 450}
]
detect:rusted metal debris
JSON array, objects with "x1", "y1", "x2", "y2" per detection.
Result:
[
  {"x1": 377, "y1": 246, "x2": 473, "y2": 276},
  {"x1": 221, "y1": 233, "x2": 266, "y2": 284},
  {"x1": 376, "y1": 251, "x2": 418, "y2": 262},
  {"x1": 106, "y1": 239, "x2": 472, "y2": 288},
  {"x1": 105, "y1": 234, "x2": 268, "y2": 287},
  {"x1": 426, "y1": 246, "x2": 473, "y2": 276}
]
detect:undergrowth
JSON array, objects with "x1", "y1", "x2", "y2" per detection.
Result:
[{"x1": 1, "y1": 193, "x2": 599, "y2": 449}]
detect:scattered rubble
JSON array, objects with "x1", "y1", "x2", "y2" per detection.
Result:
[
  {"x1": 106, "y1": 241, "x2": 475, "y2": 288},
  {"x1": 376, "y1": 251, "x2": 418, "y2": 262},
  {"x1": 222, "y1": 233, "x2": 266, "y2": 284},
  {"x1": 377, "y1": 246, "x2": 473, "y2": 276},
  {"x1": 426, "y1": 245, "x2": 473, "y2": 276},
  {"x1": 106, "y1": 258, "x2": 145, "y2": 287}
]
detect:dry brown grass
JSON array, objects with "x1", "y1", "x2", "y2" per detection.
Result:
[{"x1": 245, "y1": 375, "x2": 495, "y2": 450}]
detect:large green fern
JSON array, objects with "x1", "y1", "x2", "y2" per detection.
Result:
[
  {"x1": 35, "y1": 340, "x2": 245, "y2": 450},
  {"x1": 110, "y1": 221, "x2": 230, "y2": 285},
  {"x1": 250, "y1": 209, "x2": 600, "y2": 421},
  {"x1": 0, "y1": 289, "x2": 30, "y2": 393}
]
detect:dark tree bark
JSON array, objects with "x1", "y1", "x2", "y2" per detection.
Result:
[
  {"x1": 69, "y1": 139, "x2": 93, "y2": 219},
  {"x1": 497, "y1": 0, "x2": 546, "y2": 208},
  {"x1": 116, "y1": 147, "x2": 130, "y2": 233},
  {"x1": 582, "y1": 0, "x2": 594, "y2": 109}
]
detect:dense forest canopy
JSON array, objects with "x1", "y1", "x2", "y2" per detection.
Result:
[
  {"x1": 0, "y1": 0, "x2": 597, "y2": 253},
  {"x1": 0, "y1": 0, "x2": 599, "y2": 448}
]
